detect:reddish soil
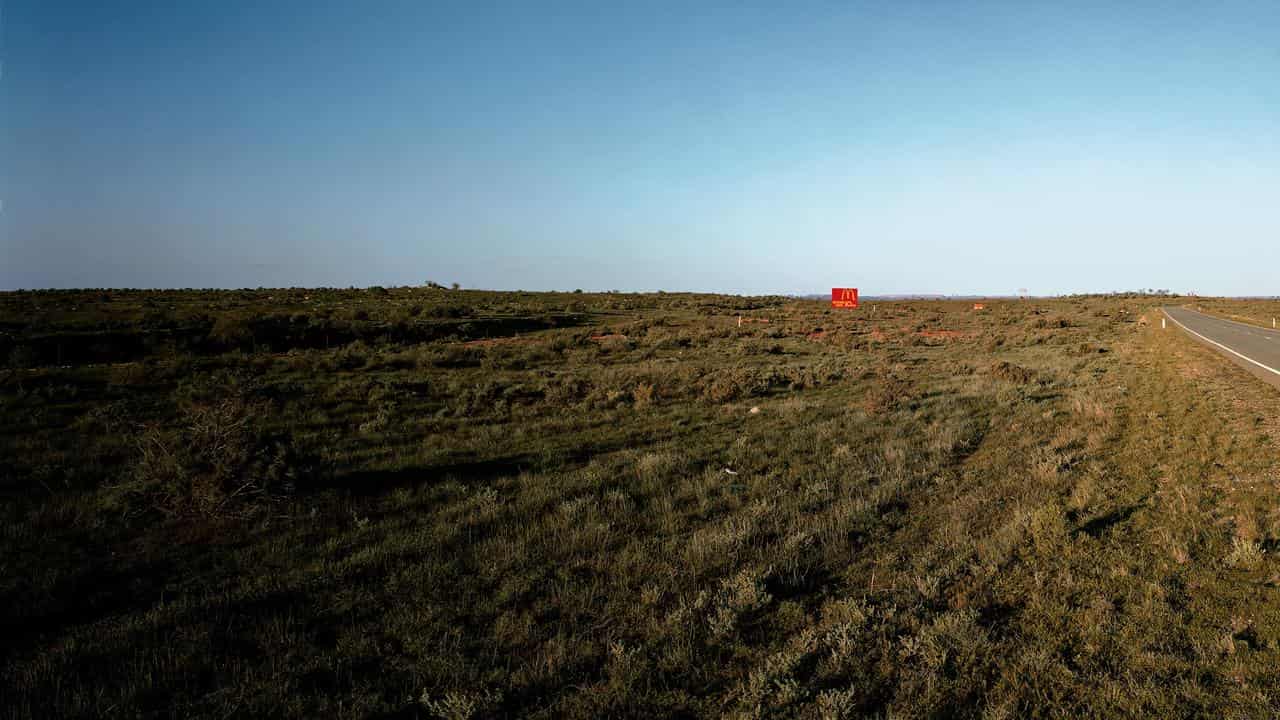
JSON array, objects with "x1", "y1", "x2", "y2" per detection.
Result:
[{"x1": 918, "y1": 330, "x2": 968, "y2": 339}]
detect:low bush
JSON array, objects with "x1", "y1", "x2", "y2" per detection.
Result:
[
  {"x1": 862, "y1": 371, "x2": 912, "y2": 414},
  {"x1": 990, "y1": 360, "x2": 1034, "y2": 384},
  {"x1": 208, "y1": 314, "x2": 254, "y2": 349},
  {"x1": 112, "y1": 396, "x2": 311, "y2": 518},
  {"x1": 700, "y1": 367, "x2": 766, "y2": 402}
]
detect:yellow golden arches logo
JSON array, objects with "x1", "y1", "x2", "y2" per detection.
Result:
[{"x1": 831, "y1": 288, "x2": 859, "y2": 309}]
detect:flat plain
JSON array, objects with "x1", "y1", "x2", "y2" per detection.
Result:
[{"x1": 5, "y1": 289, "x2": 1280, "y2": 718}]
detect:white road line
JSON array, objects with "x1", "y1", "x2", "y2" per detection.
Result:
[{"x1": 1165, "y1": 310, "x2": 1280, "y2": 379}]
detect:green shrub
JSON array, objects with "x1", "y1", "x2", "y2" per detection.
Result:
[
  {"x1": 208, "y1": 314, "x2": 254, "y2": 349},
  {"x1": 114, "y1": 397, "x2": 311, "y2": 518},
  {"x1": 700, "y1": 367, "x2": 763, "y2": 403},
  {"x1": 7, "y1": 344, "x2": 40, "y2": 367},
  {"x1": 430, "y1": 303, "x2": 468, "y2": 319},
  {"x1": 990, "y1": 360, "x2": 1034, "y2": 384}
]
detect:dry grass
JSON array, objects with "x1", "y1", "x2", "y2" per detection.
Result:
[{"x1": 3, "y1": 289, "x2": 1280, "y2": 717}]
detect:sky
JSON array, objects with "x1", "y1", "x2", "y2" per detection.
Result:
[{"x1": 2, "y1": 1, "x2": 1278, "y2": 295}]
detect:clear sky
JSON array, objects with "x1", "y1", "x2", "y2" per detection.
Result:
[{"x1": 2, "y1": 1, "x2": 1278, "y2": 294}]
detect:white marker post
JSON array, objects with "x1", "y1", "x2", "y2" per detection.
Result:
[{"x1": 1162, "y1": 317, "x2": 1166, "y2": 330}]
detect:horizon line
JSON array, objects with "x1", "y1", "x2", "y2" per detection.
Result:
[{"x1": 0, "y1": 286, "x2": 1266, "y2": 299}]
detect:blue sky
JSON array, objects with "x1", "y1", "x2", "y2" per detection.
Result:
[{"x1": 2, "y1": 1, "x2": 1278, "y2": 294}]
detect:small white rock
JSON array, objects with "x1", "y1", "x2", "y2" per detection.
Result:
[{"x1": 749, "y1": 406, "x2": 761, "y2": 414}]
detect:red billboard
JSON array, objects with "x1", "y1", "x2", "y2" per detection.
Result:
[{"x1": 831, "y1": 287, "x2": 859, "y2": 309}]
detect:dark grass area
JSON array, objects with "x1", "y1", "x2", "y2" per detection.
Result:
[{"x1": 5, "y1": 288, "x2": 1280, "y2": 718}]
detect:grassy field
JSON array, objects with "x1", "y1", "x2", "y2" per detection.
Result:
[
  {"x1": 5, "y1": 288, "x2": 1280, "y2": 718},
  {"x1": 1182, "y1": 297, "x2": 1280, "y2": 331}
]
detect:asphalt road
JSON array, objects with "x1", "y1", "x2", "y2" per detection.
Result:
[{"x1": 1163, "y1": 306, "x2": 1280, "y2": 389}]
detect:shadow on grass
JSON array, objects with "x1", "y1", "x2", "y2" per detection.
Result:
[
  {"x1": 328, "y1": 456, "x2": 539, "y2": 496},
  {"x1": 1, "y1": 546, "x2": 182, "y2": 660},
  {"x1": 320, "y1": 425, "x2": 691, "y2": 497},
  {"x1": 1073, "y1": 504, "x2": 1141, "y2": 538}
]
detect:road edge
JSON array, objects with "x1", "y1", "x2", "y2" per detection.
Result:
[{"x1": 1163, "y1": 308, "x2": 1280, "y2": 391}]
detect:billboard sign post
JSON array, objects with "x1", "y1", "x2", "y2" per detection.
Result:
[{"x1": 831, "y1": 287, "x2": 859, "y2": 309}]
